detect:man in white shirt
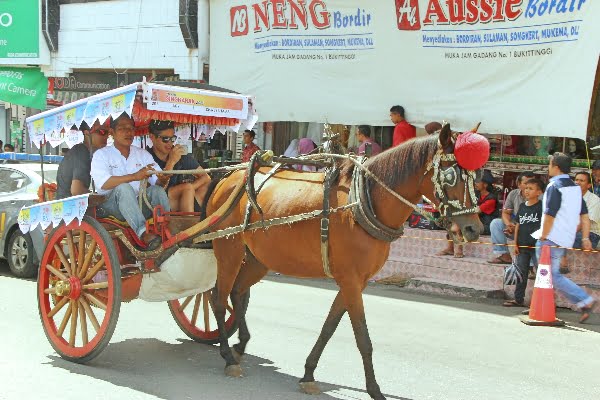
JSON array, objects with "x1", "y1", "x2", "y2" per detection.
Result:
[
  {"x1": 532, "y1": 153, "x2": 595, "y2": 322},
  {"x1": 91, "y1": 113, "x2": 170, "y2": 249},
  {"x1": 573, "y1": 172, "x2": 600, "y2": 248}
]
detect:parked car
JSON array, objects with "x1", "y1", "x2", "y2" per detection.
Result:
[{"x1": 0, "y1": 162, "x2": 59, "y2": 278}]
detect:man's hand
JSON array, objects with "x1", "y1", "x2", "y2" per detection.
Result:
[
  {"x1": 167, "y1": 144, "x2": 186, "y2": 166},
  {"x1": 582, "y1": 238, "x2": 593, "y2": 251},
  {"x1": 514, "y1": 243, "x2": 520, "y2": 255},
  {"x1": 504, "y1": 222, "x2": 515, "y2": 234},
  {"x1": 132, "y1": 164, "x2": 155, "y2": 181}
]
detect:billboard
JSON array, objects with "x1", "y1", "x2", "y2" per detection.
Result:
[
  {"x1": 210, "y1": 0, "x2": 600, "y2": 139},
  {"x1": 0, "y1": 0, "x2": 40, "y2": 59}
]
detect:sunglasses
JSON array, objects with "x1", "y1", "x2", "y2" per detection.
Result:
[{"x1": 155, "y1": 135, "x2": 177, "y2": 143}]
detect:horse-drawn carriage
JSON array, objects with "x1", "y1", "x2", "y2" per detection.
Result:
[
  {"x1": 22, "y1": 81, "x2": 487, "y2": 400},
  {"x1": 22, "y1": 81, "x2": 256, "y2": 362}
]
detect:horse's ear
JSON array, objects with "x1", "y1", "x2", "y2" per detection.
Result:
[{"x1": 439, "y1": 123, "x2": 452, "y2": 148}]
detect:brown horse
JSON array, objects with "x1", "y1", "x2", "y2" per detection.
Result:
[{"x1": 206, "y1": 124, "x2": 483, "y2": 399}]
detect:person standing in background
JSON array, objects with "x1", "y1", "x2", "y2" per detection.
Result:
[
  {"x1": 241, "y1": 129, "x2": 261, "y2": 162},
  {"x1": 356, "y1": 125, "x2": 382, "y2": 157},
  {"x1": 533, "y1": 153, "x2": 596, "y2": 323},
  {"x1": 390, "y1": 105, "x2": 416, "y2": 147}
]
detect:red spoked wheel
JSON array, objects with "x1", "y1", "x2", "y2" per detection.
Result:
[
  {"x1": 168, "y1": 289, "x2": 237, "y2": 344},
  {"x1": 38, "y1": 216, "x2": 121, "y2": 363}
]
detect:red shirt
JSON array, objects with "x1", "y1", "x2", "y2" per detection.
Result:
[
  {"x1": 478, "y1": 193, "x2": 497, "y2": 215},
  {"x1": 392, "y1": 120, "x2": 417, "y2": 147},
  {"x1": 241, "y1": 142, "x2": 261, "y2": 162}
]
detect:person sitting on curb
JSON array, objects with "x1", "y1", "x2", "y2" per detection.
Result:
[
  {"x1": 503, "y1": 178, "x2": 544, "y2": 307},
  {"x1": 91, "y1": 113, "x2": 170, "y2": 250},
  {"x1": 591, "y1": 160, "x2": 600, "y2": 197},
  {"x1": 147, "y1": 120, "x2": 211, "y2": 213},
  {"x1": 56, "y1": 120, "x2": 109, "y2": 199},
  {"x1": 488, "y1": 171, "x2": 536, "y2": 265}
]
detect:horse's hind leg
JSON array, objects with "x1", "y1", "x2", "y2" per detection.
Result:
[
  {"x1": 212, "y1": 236, "x2": 245, "y2": 377},
  {"x1": 299, "y1": 291, "x2": 346, "y2": 395},
  {"x1": 340, "y1": 283, "x2": 385, "y2": 400},
  {"x1": 231, "y1": 250, "x2": 268, "y2": 361}
]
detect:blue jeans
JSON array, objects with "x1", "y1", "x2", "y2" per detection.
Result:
[
  {"x1": 535, "y1": 239, "x2": 594, "y2": 308},
  {"x1": 97, "y1": 184, "x2": 170, "y2": 237},
  {"x1": 572, "y1": 231, "x2": 600, "y2": 249},
  {"x1": 490, "y1": 218, "x2": 509, "y2": 255}
]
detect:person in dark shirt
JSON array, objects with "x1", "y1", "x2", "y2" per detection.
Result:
[
  {"x1": 475, "y1": 169, "x2": 499, "y2": 235},
  {"x1": 147, "y1": 120, "x2": 211, "y2": 212},
  {"x1": 503, "y1": 178, "x2": 544, "y2": 307},
  {"x1": 55, "y1": 120, "x2": 109, "y2": 199}
]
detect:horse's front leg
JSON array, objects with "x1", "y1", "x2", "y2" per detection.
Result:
[
  {"x1": 230, "y1": 252, "x2": 268, "y2": 361},
  {"x1": 211, "y1": 286, "x2": 242, "y2": 376},
  {"x1": 299, "y1": 291, "x2": 346, "y2": 395},
  {"x1": 340, "y1": 283, "x2": 385, "y2": 400},
  {"x1": 212, "y1": 237, "x2": 245, "y2": 377}
]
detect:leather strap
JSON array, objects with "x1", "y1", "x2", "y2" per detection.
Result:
[{"x1": 348, "y1": 158, "x2": 404, "y2": 242}]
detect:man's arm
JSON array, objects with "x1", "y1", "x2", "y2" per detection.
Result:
[
  {"x1": 101, "y1": 168, "x2": 150, "y2": 190},
  {"x1": 513, "y1": 223, "x2": 520, "y2": 254},
  {"x1": 502, "y1": 209, "x2": 514, "y2": 227},
  {"x1": 539, "y1": 215, "x2": 555, "y2": 240}
]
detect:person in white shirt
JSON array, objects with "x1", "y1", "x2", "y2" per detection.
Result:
[
  {"x1": 91, "y1": 113, "x2": 170, "y2": 249},
  {"x1": 572, "y1": 172, "x2": 600, "y2": 248}
]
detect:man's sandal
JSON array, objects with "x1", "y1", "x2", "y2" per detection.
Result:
[{"x1": 502, "y1": 300, "x2": 524, "y2": 307}]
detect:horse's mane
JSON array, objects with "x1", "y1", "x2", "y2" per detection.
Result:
[{"x1": 341, "y1": 134, "x2": 439, "y2": 188}]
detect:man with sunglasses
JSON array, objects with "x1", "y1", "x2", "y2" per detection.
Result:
[
  {"x1": 56, "y1": 120, "x2": 109, "y2": 200},
  {"x1": 91, "y1": 113, "x2": 170, "y2": 249},
  {"x1": 147, "y1": 120, "x2": 211, "y2": 212}
]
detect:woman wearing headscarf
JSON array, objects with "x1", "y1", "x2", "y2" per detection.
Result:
[{"x1": 296, "y1": 138, "x2": 317, "y2": 171}]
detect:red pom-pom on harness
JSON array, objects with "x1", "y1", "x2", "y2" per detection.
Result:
[{"x1": 454, "y1": 131, "x2": 490, "y2": 171}]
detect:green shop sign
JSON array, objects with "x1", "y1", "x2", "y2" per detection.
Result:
[
  {"x1": 0, "y1": 0, "x2": 39, "y2": 58},
  {"x1": 0, "y1": 67, "x2": 47, "y2": 109}
]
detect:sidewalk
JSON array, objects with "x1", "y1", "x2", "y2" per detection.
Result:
[{"x1": 375, "y1": 227, "x2": 600, "y2": 313}]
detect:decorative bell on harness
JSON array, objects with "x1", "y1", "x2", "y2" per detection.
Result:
[{"x1": 454, "y1": 131, "x2": 490, "y2": 171}]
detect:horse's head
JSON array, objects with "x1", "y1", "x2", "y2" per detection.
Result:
[{"x1": 428, "y1": 123, "x2": 488, "y2": 242}]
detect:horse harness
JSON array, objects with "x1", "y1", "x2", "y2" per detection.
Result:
[{"x1": 240, "y1": 146, "x2": 480, "y2": 279}]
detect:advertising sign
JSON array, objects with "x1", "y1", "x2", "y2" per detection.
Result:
[
  {"x1": 145, "y1": 83, "x2": 249, "y2": 119},
  {"x1": 0, "y1": 67, "x2": 47, "y2": 109},
  {"x1": 210, "y1": 0, "x2": 600, "y2": 139},
  {"x1": 0, "y1": 0, "x2": 39, "y2": 59}
]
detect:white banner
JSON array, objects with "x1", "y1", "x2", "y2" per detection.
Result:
[
  {"x1": 18, "y1": 194, "x2": 89, "y2": 233},
  {"x1": 210, "y1": 0, "x2": 600, "y2": 139}
]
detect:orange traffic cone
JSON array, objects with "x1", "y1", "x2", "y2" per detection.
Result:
[{"x1": 520, "y1": 245, "x2": 565, "y2": 326}]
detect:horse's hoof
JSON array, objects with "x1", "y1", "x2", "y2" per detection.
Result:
[
  {"x1": 232, "y1": 348, "x2": 243, "y2": 363},
  {"x1": 299, "y1": 381, "x2": 321, "y2": 395},
  {"x1": 224, "y1": 364, "x2": 243, "y2": 378}
]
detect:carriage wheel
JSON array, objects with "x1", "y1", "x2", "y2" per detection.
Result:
[
  {"x1": 168, "y1": 289, "x2": 237, "y2": 344},
  {"x1": 38, "y1": 216, "x2": 121, "y2": 363}
]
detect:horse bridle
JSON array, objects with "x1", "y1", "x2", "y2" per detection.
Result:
[{"x1": 425, "y1": 146, "x2": 480, "y2": 218}]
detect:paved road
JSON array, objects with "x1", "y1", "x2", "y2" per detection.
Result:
[{"x1": 1, "y1": 261, "x2": 600, "y2": 400}]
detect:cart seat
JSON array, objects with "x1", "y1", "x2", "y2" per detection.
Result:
[{"x1": 98, "y1": 216, "x2": 154, "y2": 249}]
